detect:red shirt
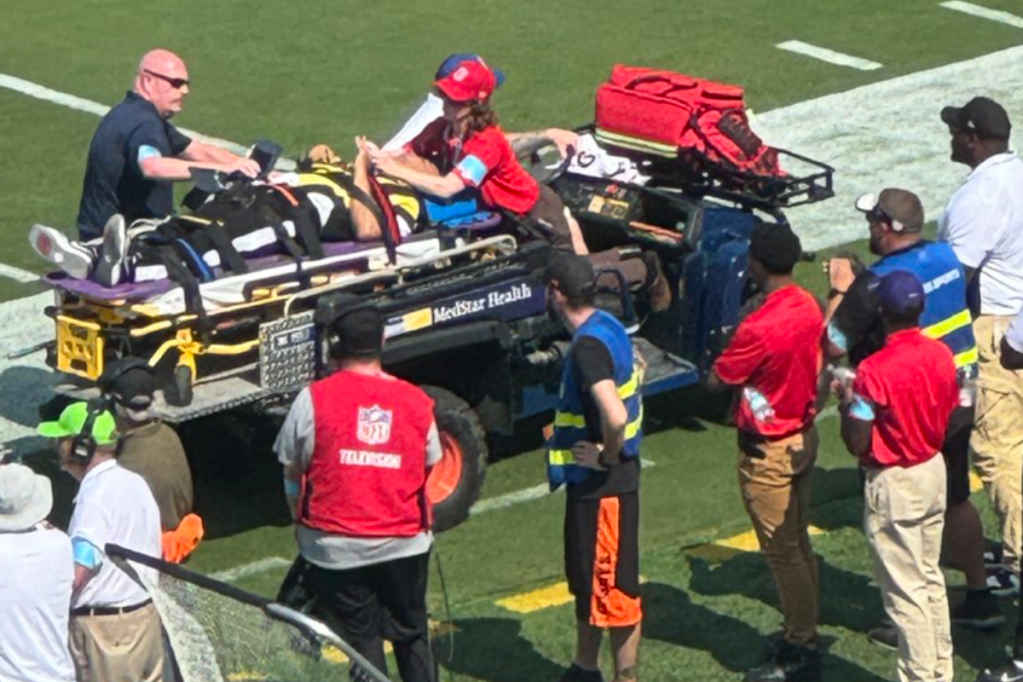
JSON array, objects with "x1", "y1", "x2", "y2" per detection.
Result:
[
  {"x1": 713, "y1": 284, "x2": 824, "y2": 437},
  {"x1": 852, "y1": 329, "x2": 958, "y2": 467},
  {"x1": 304, "y1": 370, "x2": 435, "y2": 537},
  {"x1": 453, "y1": 126, "x2": 540, "y2": 215}
]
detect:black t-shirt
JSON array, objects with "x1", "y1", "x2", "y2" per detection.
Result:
[
  {"x1": 77, "y1": 92, "x2": 192, "y2": 239},
  {"x1": 831, "y1": 271, "x2": 884, "y2": 366},
  {"x1": 566, "y1": 336, "x2": 641, "y2": 499}
]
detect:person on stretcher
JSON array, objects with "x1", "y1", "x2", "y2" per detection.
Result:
[
  {"x1": 364, "y1": 58, "x2": 671, "y2": 311},
  {"x1": 29, "y1": 145, "x2": 423, "y2": 287}
]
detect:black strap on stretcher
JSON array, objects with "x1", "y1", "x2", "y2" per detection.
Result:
[{"x1": 365, "y1": 174, "x2": 402, "y2": 265}]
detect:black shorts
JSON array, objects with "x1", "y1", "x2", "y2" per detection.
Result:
[
  {"x1": 943, "y1": 405, "x2": 975, "y2": 506},
  {"x1": 564, "y1": 492, "x2": 641, "y2": 627}
]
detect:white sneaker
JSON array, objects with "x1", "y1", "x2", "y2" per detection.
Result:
[{"x1": 28, "y1": 224, "x2": 95, "y2": 279}]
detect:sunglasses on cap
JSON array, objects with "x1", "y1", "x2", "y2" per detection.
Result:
[{"x1": 144, "y1": 69, "x2": 190, "y2": 89}]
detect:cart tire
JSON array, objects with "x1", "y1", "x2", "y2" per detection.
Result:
[
  {"x1": 165, "y1": 365, "x2": 194, "y2": 407},
  {"x1": 422, "y1": 386, "x2": 487, "y2": 533}
]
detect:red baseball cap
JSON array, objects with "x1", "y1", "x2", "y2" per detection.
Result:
[{"x1": 435, "y1": 60, "x2": 497, "y2": 103}]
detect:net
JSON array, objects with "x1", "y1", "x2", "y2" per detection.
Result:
[{"x1": 106, "y1": 545, "x2": 391, "y2": 682}]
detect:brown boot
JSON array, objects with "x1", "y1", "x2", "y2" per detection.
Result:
[{"x1": 642, "y1": 252, "x2": 672, "y2": 312}]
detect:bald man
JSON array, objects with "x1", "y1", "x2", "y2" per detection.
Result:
[{"x1": 76, "y1": 49, "x2": 261, "y2": 240}]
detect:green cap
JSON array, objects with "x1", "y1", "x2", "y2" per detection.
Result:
[{"x1": 37, "y1": 402, "x2": 118, "y2": 445}]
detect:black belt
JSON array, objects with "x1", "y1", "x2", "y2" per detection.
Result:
[{"x1": 72, "y1": 599, "x2": 152, "y2": 617}]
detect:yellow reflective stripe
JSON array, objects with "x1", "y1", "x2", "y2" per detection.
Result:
[
  {"x1": 595, "y1": 129, "x2": 677, "y2": 157},
  {"x1": 922, "y1": 309, "x2": 972, "y2": 339},
  {"x1": 618, "y1": 369, "x2": 641, "y2": 400},
  {"x1": 553, "y1": 411, "x2": 586, "y2": 429},
  {"x1": 625, "y1": 406, "x2": 644, "y2": 440},
  {"x1": 954, "y1": 347, "x2": 979, "y2": 368},
  {"x1": 549, "y1": 449, "x2": 575, "y2": 466}
]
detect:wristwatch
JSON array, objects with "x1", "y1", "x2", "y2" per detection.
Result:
[{"x1": 828, "y1": 287, "x2": 848, "y2": 299}]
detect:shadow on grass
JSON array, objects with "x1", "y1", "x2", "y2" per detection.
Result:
[
  {"x1": 436, "y1": 617, "x2": 563, "y2": 682},
  {"x1": 179, "y1": 413, "x2": 292, "y2": 539},
  {"x1": 810, "y1": 466, "x2": 864, "y2": 532},
  {"x1": 642, "y1": 582, "x2": 888, "y2": 682},
  {"x1": 686, "y1": 554, "x2": 883, "y2": 634}
]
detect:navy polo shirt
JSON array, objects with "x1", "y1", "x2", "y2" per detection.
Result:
[{"x1": 76, "y1": 92, "x2": 192, "y2": 240}]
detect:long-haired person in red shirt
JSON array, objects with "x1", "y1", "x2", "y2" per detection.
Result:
[
  {"x1": 364, "y1": 58, "x2": 670, "y2": 311},
  {"x1": 837, "y1": 271, "x2": 959, "y2": 682},
  {"x1": 706, "y1": 222, "x2": 824, "y2": 682}
]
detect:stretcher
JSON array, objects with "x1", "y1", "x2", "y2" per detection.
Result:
[{"x1": 44, "y1": 211, "x2": 514, "y2": 409}]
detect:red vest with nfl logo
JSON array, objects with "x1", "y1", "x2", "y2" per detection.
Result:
[{"x1": 302, "y1": 370, "x2": 436, "y2": 537}]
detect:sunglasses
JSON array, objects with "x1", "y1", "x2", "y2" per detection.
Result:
[{"x1": 144, "y1": 69, "x2": 190, "y2": 89}]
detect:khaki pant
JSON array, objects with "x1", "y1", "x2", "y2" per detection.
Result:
[
  {"x1": 971, "y1": 315, "x2": 1023, "y2": 572},
  {"x1": 865, "y1": 455, "x2": 952, "y2": 682},
  {"x1": 70, "y1": 602, "x2": 164, "y2": 682},
  {"x1": 738, "y1": 427, "x2": 819, "y2": 647}
]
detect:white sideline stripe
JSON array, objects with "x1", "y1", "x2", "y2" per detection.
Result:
[
  {"x1": 471, "y1": 458, "x2": 656, "y2": 515},
  {"x1": 941, "y1": 1, "x2": 1023, "y2": 29},
  {"x1": 0, "y1": 73, "x2": 249, "y2": 156},
  {"x1": 0, "y1": 263, "x2": 38, "y2": 283},
  {"x1": 209, "y1": 557, "x2": 291, "y2": 582},
  {"x1": 755, "y1": 43, "x2": 1023, "y2": 250},
  {"x1": 776, "y1": 41, "x2": 883, "y2": 71}
]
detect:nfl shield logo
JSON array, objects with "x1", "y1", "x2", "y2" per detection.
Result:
[{"x1": 357, "y1": 405, "x2": 393, "y2": 445}]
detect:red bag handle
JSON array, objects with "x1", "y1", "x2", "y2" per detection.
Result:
[{"x1": 622, "y1": 71, "x2": 698, "y2": 93}]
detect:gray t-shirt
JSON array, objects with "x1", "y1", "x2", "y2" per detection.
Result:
[{"x1": 274, "y1": 384, "x2": 442, "y2": 570}]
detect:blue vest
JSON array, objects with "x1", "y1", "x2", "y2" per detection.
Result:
[
  {"x1": 869, "y1": 241, "x2": 978, "y2": 371},
  {"x1": 548, "y1": 311, "x2": 643, "y2": 489}
]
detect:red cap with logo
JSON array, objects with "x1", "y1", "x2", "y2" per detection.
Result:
[{"x1": 435, "y1": 60, "x2": 497, "y2": 103}]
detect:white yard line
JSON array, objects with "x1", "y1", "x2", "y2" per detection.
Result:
[
  {"x1": 776, "y1": 41, "x2": 883, "y2": 71},
  {"x1": 209, "y1": 556, "x2": 292, "y2": 582},
  {"x1": 0, "y1": 263, "x2": 38, "y2": 283},
  {"x1": 0, "y1": 72, "x2": 249, "y2": 155},
  {"x1": 471, "y1": 458, "x2": 656, "y2": 515},
  {"x1": 941, "y1": 1, "x2": 1023, "y2": 29},
  {"x1": 755, "y1": 43, "x2": 1023, "y2": 250}
]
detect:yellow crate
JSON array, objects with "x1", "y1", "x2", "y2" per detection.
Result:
[{"x1": 55, "y1": 315, "x2": 105, "y2": 380}]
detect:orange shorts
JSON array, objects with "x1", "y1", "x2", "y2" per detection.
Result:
[{"x1": 565, "y1": 493, "x2": 642, "y2": 628}]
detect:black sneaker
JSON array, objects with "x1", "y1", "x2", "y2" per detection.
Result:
[
  {"x1": 953, "y1": 589, "x2": 1005, "y2": 630},
  {"x1": 987, "y1": 567, "x2": 1020, "y2": 597},
  {"x1": 558, "y1": 664, "x2": 604, "y2": 682},
  {"x1": 976, "y1": 662, "x2": 1023, "y2": 682},
  {"x1": 866, "y1": 623, "x2": 898, "y2": 651},
  {"x1": 744, "y1": 642, "x2": 821, "y2": 682},
  {"x1": 93, "y1": 214, "x2": 128, "y2": 287},
  {"x1": 984, "y1": 544, "x2": 1005, "y2": 568}
]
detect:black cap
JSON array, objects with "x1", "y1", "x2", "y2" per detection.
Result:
[
  {"x1": 749, "y1": 222, "x2": 803, "y2": 274},
  {"x1": 941, "y1": 97, "x2": 1012, "y2": 141},
  {"x1": 99, "y1": 358, "x2": 157, "y2": 408},
  {"x1": 331, "y1": 307, "x2": 384, "y2": 358},
  {"x1": 542, "y1": 252, "x2": 596, "y2": 300}
]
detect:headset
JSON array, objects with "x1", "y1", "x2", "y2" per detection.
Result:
[{"x1": 70, "y1": 399, "x2": 109, "y2": 464}]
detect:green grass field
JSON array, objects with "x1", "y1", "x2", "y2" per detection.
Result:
[{"x1": 4, "y1": 1, "x2": 1023, "y2": 680}]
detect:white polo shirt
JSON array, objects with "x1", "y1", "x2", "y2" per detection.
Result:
[
  {"x1": 938, "y1": 152, "x2": 1023, "y2": 316},
  {"x1": 0, "y1": 525, "x2": 75, "y2": 682},
  {"x1": 69, "y1": 459, "x2": 162, "y2": 609}
]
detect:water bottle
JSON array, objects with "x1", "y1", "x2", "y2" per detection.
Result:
[
  {"x1": 959, "y1": 370, "x2": 976, "y2": 409},
  {"x1": 743, "y1": 386, "x2": 775, "y2": 422},
  {"x1": 830, "y1": 366, "x2": 857, "y2": 389}
]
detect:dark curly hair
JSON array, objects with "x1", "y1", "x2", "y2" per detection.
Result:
[{"x1": 461, "y1": 101, "x2": 499, "y2": 138}]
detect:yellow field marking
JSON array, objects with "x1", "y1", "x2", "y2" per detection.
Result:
[
  {"x1": 497, "y1": 581, "x2": 575, "y2": 614},
  {"x1": 322, "y1": 640, "x2": 397, "y2": 665},
  {"x1": 970, "y1": 472, "x2": 984, "y2": 494},
  {"x1": 685, "y1": 526, "x2": 826, "y2": 563}
]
